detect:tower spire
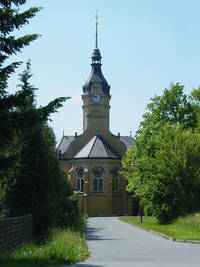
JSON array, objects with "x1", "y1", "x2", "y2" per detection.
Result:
[
  {"x1": 95, "y1": 10, "x2": 99, "y2": 49},
  {"x1": 82, "y1": 11, "x2": 110, "y2": 96}
]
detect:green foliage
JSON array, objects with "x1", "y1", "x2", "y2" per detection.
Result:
[
  {"x1": 139, "y1": 82, "x2": 197, "y2": 131},
  {"x1": 0, "y1": 1, "x2": 41, "y2": 92},
  {"x1": 0, "y1": 227, "x2": 89, "y2": 266},
  {"x1": 0, "y1": 62, "x2": 74, "y2": 233},
  {"x1": 71, "y1": 213, "x2": 88, "y2": 233},
  {"x1": 1, "y1": 123, "x2": 75, "y2": 233},
  {"x1": 0, "y1": 1, "x2": 76, "y2": 235},
  {"x1": 122, "y1": 83, "x2": 200, "y2": 222},
  {"x1": 0, "y1": 0, "x2": 41, "y2": 201}
]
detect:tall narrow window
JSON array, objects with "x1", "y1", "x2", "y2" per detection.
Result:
[
  {"x1": 93, "y1": 167, "x2": 104, "y2": 192},
  {"x1": 77, "y1": 168, "x2": 84, "y2": 191},
  {"x1": 112, "y1": 168, "x2": 119, "y2": 192}
]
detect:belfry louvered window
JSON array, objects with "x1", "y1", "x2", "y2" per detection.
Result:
[{"x1": 93, "y1": 167, "x2": 103, "y2": 192}]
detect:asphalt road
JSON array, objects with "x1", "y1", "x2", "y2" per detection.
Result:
[{"x1": 68, "y1": 217, "x2": 200, "y2": 267}]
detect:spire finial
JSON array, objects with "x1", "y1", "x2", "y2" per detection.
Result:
[{"x1": 95, "y1": 10, "x2": 99, "y2": 49}]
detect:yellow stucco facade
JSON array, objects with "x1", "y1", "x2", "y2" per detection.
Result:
[{"x1": 60, "y1": 158, "x2": 133, "y2": 216}]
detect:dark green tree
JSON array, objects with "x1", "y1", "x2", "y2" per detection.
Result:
[
  {"x1": 0, "y1": 1, "x2": 76, "y2": 233},
  {"x1": 0, "y1": 60, "x2": 73, "y2": 233},
  {"x1": 0, "y1": 0, "x2": 40, "y2": 92},
  {"x1": 0, "y1": 0, "x2": 41, "y2": 194}
]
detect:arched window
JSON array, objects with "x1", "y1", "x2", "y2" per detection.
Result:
[
  {"x1": 76, "y1": 167, "x2": 84, "y2": 191},
  {"x1": 112, "y1": 168, "x2": 119, "y2": 192},
  {"x1": 93, "y1": 167, "x2": 104, "y2": 192}
]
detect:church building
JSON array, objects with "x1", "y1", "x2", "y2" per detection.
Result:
[{"x1": 57, "y1": 17, "x2": 135, "y2": 216}]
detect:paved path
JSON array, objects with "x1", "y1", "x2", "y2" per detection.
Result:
[{"x1": 68, "y1": 217, "x2": 200, "y2": 267}]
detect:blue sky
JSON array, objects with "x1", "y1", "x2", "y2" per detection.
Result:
[{"x1": 8, "y1": 0, "x2": 200, "y2": 139}]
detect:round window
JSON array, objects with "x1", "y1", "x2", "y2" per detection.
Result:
[
  {"x1": 112, "y1": 168, "x2": 118, "y2": 177},
  {"x1": 94, "y1": 167, "x2": 103, "y2": 177}
]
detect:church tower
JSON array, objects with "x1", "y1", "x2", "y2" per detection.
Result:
[
  {"x1": 57, "y1": 13, "x2": 135, "y2": 216},
  {"x1": 82, "y1": 12, "x2": 111, "y2": 133}
]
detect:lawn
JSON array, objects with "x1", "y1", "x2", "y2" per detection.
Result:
[{"x1": 120, "y1": 213, "x2": 200, "y2": 241}]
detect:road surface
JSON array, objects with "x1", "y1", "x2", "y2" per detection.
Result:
[{"x1": 67, "y1": 217, "x2": 200, "y2": 267}]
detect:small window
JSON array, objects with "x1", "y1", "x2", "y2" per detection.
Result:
[
  {"x1": 93, "y1": 167, "x2": 104, "y2": 192},
  {"x1": 112, "y1": 178, "x2": 119, "y2": 192},
  {"x1": 112, "y1": 168, "x2": 119, "y2": 192},
  {"x1": 77, "y1": 168, "x2": 84, "y2": 178},
  {"x1": 76, "y1": 167, "x2": 84, "y2": 191},
  {"x1": 77, "y1": 178, "x2": 81, "y2": 191}
]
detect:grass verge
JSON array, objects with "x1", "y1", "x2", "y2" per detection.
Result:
[
  {"x1": 0, "y1": 215, "x2": 89, "y2": 267},
  {"x1": 119, "y1": 213, "x2": 200, "y2": 241}
]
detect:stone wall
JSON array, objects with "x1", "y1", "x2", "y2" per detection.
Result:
[{"x1": 0, "y1": 214, "x2": 33, "y2": 254}]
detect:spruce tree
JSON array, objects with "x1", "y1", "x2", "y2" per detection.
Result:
[
  {"x1": 0, "y1": 0, "x2": 41, "y2": 196},
  {"x1": 0, "y1": 1, "x2": 74, "y2": 233},
  {"x1": 1, "y1": 62, "x2": 72, "y2": 233},
  {"x1": 0, "y1": 0, "x2": 40, "y2": 92}
]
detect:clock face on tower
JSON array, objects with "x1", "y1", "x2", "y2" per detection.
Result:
[{"x1": 92, "y1": 94, "x2": 101, "y2": 103}]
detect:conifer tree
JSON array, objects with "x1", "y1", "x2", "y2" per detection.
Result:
[
  {"x1": 0, "y1": 1, "x2": 74, "y2": 232},
  {"x1": 0, "y1": 1, "x2": 65, "y2": 181},
  {"x1": 0, "y1": 0, "x2": 41, "y2": 190},
  {"x1": 0, "y1": 62, "x2": 72, "y2": 233},
  {"x1": 0, "y1": 0, "x2": 40, "y2": 92}
]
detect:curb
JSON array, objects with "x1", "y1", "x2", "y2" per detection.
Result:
[
  {"x1": 148, "y1": 229, "x2": 200, "y2": 244},
  {"x1": 119, "y1": 219, "x2": 200, "y2": 244}
]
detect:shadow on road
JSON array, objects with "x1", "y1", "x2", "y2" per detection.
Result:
[{"x1": 86, "y1": 226, "x2": 121, "y2": 241}]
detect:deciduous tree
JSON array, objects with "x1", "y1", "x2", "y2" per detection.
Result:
[{"x1": 122, "y1": 83, "x2": 200, "y2": 222}]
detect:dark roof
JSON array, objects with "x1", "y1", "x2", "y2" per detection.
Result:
[
  {"x1": 74, "y1": 135, "x2": 120, "y2": 159},
  {"x1": 82, "y1": 48, "x2": 110, "y2": 95},
  {"x1": 57, "y1": 136, "x2": 75, "y2": 154},
  {"x1": 120, "y1": 136, "x2": 134, "y2": 148}
]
